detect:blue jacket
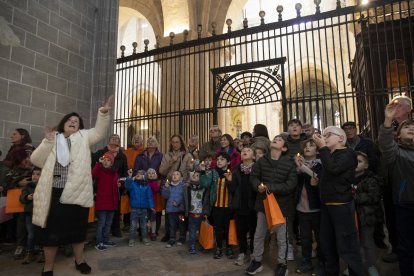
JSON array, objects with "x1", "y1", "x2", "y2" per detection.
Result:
[
  {"x1": 161, "y1": 182, "x2": 185, "y2": 213},
  {"x1": 125, "y1": 178, "x2": 154, "y2": 209}
]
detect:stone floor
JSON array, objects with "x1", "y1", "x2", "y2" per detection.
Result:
[{"x1": 0, "y1": 222, "x2": 401, "y2": 276}]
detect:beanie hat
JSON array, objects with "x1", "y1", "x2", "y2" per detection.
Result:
[{"x1": 102, "y1": 151, "x2": 114, "y2": 164}]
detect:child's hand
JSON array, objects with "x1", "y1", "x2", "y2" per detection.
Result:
[
  {"x1": 127, "y1": 169, "x2": 133, "y2": 178},
  {"x1": 258, "y1": 183, "x2": 267, "y2": 193},
  {"x1": 117, "y1": 182, "x2": 122, "y2": 188},
  {"x1": 172, "y1": 200, "x2": 177, "y2": 207},
  {"x1": 294, "y1": 154, "x2": 304, "y2": 168},
  {"x1": 27, "y1": 193, "x2": 34, "y2": 200},
  {"x1": 312, "y1": 133, "x2": 325, "y2": 148},
  {"x1": 310, "y1": 177, "x2": 319, "y2": 186},
  {"x1": 99, "y1": 157, "x2": 104, "y2": 163},
  {"x1": 199, "y1": 161, "x2": 206, "y2": 171},
  {"x1": 18, "y1": 178, "x2": 30, "y2": 187},
  {"x1": 151, "y1": 208, "x2": 156, "y2": 213},
  {"x1": 164, "y1": 180, "x2": 170, "y2": 188},
  {"x1": 224, "y1": 169, "x2": 232, "y2": 182}
]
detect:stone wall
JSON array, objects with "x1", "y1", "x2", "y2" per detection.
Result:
[{"x1": 0, "y1": 0, "x2": 118, "y2": 158}]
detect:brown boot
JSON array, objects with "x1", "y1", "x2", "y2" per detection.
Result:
[{"x1": 22, "y1": 251, "x2": 34, "y2": 264}]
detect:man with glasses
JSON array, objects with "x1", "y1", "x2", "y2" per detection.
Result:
[{"x1": 199, "y1": 125, "x2": 222, "y2": 161}]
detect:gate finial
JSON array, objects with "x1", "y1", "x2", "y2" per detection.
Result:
[
  {"x1": 120, "y1": 45, "x2": 125, "y2": 58},
  {"x1": 336, "y1": 0, "x2": 341, "y2": 9},
  {"x1": 144, "y1": 39, "x2": 149, "y2": 52},
  {"x1": 183, "y1": 29, "x2": 189, "y2": 42},
  {"x1": 295, "y1": 3, "x2": 302, "y2": 18},
  {"x1": 259, "y1": 10, "x2": 265, "y2": 25},
  {"x1": 169, "y1": 32, "x2": 175, "y2": 46},
  {"x1": 132, "y1": 42, "x2": 137, "y2": 54},
  {"x1": 276, "y1": 5, "x2": 283, "y2": 22},
  {"x1": 197, "y1": 24, "x2": 202, "y2": 39},
  {"x1": 211, "y1": 22, "x2": 217, "y2": 36},
  {"x1": 155, "y1": 35, "x2": 160, "y2": 48},
  {"x1": 226, "y1": 19, "x2": 232, "y2": 33},
  {"x1": 314, "y1": 0, "x2": 321, "y2": 14}
]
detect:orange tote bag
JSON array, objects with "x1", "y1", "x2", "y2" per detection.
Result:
[
  {"x1": 154, "y1": 193, "x2": 165, "y2": 212},
  {"x1": 119, "y1": 194, "x2": 131, "y2": 214},
  {"x1": 88, "y1": 206, "x2": 95, "y2": 223},
  {"x1": 5, "y1": 188, "x2": 25, "y2": 213},
  {"x1": 199, "y1": 220, "x2": 214, "y2": 250},
  {"x1": 228, "y1": 219, "x2": 238, "y2": 245},
  {"x1": 263, "y1": 192, "x2": 285, "y2": 230}
]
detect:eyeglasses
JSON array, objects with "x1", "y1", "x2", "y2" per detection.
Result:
[{"x1": 323, "y1": 132, "x2": 341, "y2": 138}]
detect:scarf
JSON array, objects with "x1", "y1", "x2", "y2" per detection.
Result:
[
  {"x1": 240, "y1": 162, "x2": 253, "y2": 174},
  {"x1": 56, "y1": 133, "x2": 70, "y2": 167}
]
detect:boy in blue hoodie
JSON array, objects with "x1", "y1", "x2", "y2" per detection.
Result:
[
  {"x1": 162, "y1": 170, "x2": 186, "y2": 248},
  {"x1": 126, "y1": 169, "x2": 154, "y2": 246}
]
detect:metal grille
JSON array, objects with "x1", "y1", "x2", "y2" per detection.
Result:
[{"x1": 115, "y1": 0, "x2": 414, "y2": 151}]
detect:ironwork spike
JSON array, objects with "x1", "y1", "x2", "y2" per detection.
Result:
[
  {"x1": 143, "y1": 39, "x2": 149, "y2": 52},
  {"x1": 183, "y1": 29, "x2": 189, "y2": 42},
  {"x1": 276, "y1": 5, "x2": 283, "y2": 22},
  {"x1": 197, "y1": 24, "x2": 202, "y2": 39},
  {"x1": 120, "y1": 45, "x2": 125, "y2": 58},
  {"x1": 243, "y1": 18, "x2": 248, "y2": 29},
  {"x1": 336, "y1": 0, "x2": 341, "y2": 9},
  {"x1": 155, "y1": 35, "x2": 160, "y2": 48},
  {"x1": 295, "y1": 3, "x2": 302, "y2": 18},
  {"x1": 211, "y1": 22, "x2": 217, "y2": 36},
  {"x1": 132, "y1": 42, "x2": 137, "y2": 54},
  {"x1": 169, "y1": 32, "x2": 175, "y2": 46},
  {"x1": 226, "y1": 18, "x2": 232, "y2": 33},
  {"x1": 314, "y1": 0, "x2": 321, "y2": 14},
  {"x1": 259, "y1": 10, "x2": 265, "y2": 25}
]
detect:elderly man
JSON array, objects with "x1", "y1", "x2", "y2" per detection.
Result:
[
  {"x1": 187, "y1": 134, "x2": 199, "y2": 160},
  {"x1": 382, "y1": 95, "x2": 413, "y2": 263},
  {"x1": 390, "y1": 95, "x2": 412, "y2": 130},
  {"x1": 199, "y1": 125, "x2": 222, "y2": 161},
  {"x1": 124, "y1": 134, "x2": 144, "y2": 170},
  {"x1": 341, "y1": 121, "x2": 378, "y2": 173}
]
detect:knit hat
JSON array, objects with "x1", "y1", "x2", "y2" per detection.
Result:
[{"x1": 102, "y1": 151, "x2": 114, "y2": 164}]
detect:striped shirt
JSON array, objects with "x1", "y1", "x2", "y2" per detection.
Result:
[
  {"x1": 52, "y1": 138, "x2": 71, "y2": 188},
  {"x1": 214, "y1": 177, "x2": 229, "y2": 208}
]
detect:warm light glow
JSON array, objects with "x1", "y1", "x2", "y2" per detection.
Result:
[{"x1": 361, "y1": 0, "x2": 368, "y2": 4}]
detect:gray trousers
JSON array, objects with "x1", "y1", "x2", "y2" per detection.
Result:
[
  {"x1": 252, "y1": 211, "x2": 290, "y2": 264},
  {"x1": 360, "y1": 226, "x2": 377, "y2": 267}
]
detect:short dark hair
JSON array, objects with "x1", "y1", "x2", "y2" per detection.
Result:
[
  {"x1": 301, "y1": 138, "x2": 319, "y2": 150},
  {"x1": 15, "y1": 128, "x2": 32, "y2": 144},
  {"x1": 216, "y1": 151, "x2": 231, "y2": 162},
  {"x1": 241, "y1": 131, "x2": 252, "y2": 139},
  {"x1": 32, "y1": 167, "x2": 41, "y2": 173},
  {"x1": 356, "y1": 151, "x2": 369, "y2": 163},
  {"x1": 341, "y1": 121, "x2": 357, "y2": 129},
  {"x1": 287, "y1": 118, "x2": 302, "y2": 127},
  {"x1": 253, "y1": 124, "x2": 269, "y2": 139},
  {"x1": 56, "y1": 112, "x2": 84, "y2": 133}
]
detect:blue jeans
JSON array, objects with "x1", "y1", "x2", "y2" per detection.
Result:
[
  {"x1": 25, "y1": 214, "x2": 35, "y2": 251},
  {"x1": 96, "y1": 210, "x2": 115, "y2": 244},
  {"x1": 168, "y1": 212, "x2": 185, "y2": 242},
  {"x1": 188, "y1": 215, "x2": 203, "y2": 245},
  {"x1": 130, "y1": 208, "x2": 148, "y2": 240}
]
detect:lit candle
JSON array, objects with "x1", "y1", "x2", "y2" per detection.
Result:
[
  {"x1": 227, "y1": 169, "x2": 230, "y2": 173},
  {"x1": 393, "y1": 99, "x2": 399, "y2": 104},
  {"x1": 201, "y1": 161, "x2": 205, "y2": 165}
]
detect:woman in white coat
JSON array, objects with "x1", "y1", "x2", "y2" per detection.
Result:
[{"x1": 31, "y1": 96, "x2": 113, "y2": 276}]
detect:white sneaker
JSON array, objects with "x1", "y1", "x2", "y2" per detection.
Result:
[
  {"x1": 342, "y1": 268, "x2": 349, "y2": 276},
  {"x1": 234, "y1": 253, "x2": 245, "y2": 266},
  {"x1": 128, "y1": 239, "x2": 135, "y2": 247},
  {"x1": 368, "y1": 266, "x2": 379, "y2": 276}
]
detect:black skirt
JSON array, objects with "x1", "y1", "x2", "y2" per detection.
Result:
[{"x1": 35, "y1": 187, "x2": 89, "y2": 246}]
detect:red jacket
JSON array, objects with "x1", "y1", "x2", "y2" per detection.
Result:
[{"x1": 92, "y1": 163, "x2": 119, "y2": 211}]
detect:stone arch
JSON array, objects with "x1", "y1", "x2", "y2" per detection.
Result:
[{"x1": 119, "y1": 0, "x2": 164, "y2": 37}]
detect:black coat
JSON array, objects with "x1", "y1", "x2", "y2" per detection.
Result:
[
  {"x1": 20, "y1": 181, "x2": 36, "y2": 213},
  {"x1": 228, "y1": 165, "x2": 257, "y2": 214},
  {"x1": 250, "y1": 153, "x2": 297, "y2": 218},
  {"x1": 319, "y1": 147, "x2": 356, "y2": 204},
  {"x1": 295, "y1": 161, "x2": 323, "y2": 210},
  {"x1": 354, "y1": 171, "x2": 383, "y2": 226}
]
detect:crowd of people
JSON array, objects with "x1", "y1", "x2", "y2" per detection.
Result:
[{"x1": 0, "y1": 95, "x2": 413, "y2": 276}]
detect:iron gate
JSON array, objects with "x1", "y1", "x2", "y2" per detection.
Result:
[{"x1": 115, "y1": 0, "x2": 414, "y2": 151}]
